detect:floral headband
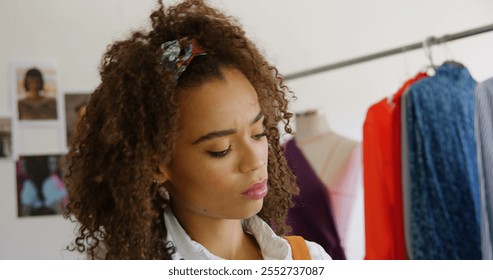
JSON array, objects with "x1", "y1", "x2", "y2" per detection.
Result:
[{"x1": 161, "y1": 37, "x2": 207, "y2": 80}]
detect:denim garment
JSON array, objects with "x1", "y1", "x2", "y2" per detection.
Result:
[
  {"x1": 475, "y1": 77, "x2": 493, "y2": 259},
  {"x1": 407, "y1": 62, "x2": 481, "y2": 259}
]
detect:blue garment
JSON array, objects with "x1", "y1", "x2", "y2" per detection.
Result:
[
  {"x1": 475, "y1": 77, "x2": 493, "y2": 259},
  {"x1": 406, "y1": 62, "x2": 481, "y2": 259}
]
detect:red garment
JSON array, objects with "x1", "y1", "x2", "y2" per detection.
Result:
[{"x1": 363, "y1": 73, "x2": 427, "y2": 260}]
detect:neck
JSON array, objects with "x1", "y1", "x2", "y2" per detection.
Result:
[
  {"x1": 172, "y1": 207, "x2": 262, "y2": 260},
  {"x1": 294, "y1": 111, "x2": 331, "y2": 142},
  {"x1": 26, "y1": 90, "x2": 43, "y2": 100}
]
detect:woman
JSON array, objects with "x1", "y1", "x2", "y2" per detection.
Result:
[
  {"x1": 18, "y1": 68, "x2": 57, "y2": 120},
  {"x1": 65, "y1": 0, "x2": 330, "y2": 260}
]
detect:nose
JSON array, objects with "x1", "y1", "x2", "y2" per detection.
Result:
[{"x1": 238, "y1": 141, "x2": 267, "y2": 174}]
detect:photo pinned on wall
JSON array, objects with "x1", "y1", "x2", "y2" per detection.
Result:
[
  {"x1": 9, "y1": 61, "x2": 60, "y2": 124},
  {"x1": 16, "y1": 154, "x2": 68, "y2": 217},
  {"x1": 64, "y1": 92, "x2": 90, "y2": 147},
  {"x1": 0, "y1": 115, "x2": 13, "y2": 159}
]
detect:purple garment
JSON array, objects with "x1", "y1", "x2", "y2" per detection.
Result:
[{"x1": 284, "y1": 139, "x2": 346, "y2": 259}]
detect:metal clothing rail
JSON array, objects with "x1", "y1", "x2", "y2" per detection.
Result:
[{"x1": 284, "y1": 23, "x2": 493, "y2": 81}]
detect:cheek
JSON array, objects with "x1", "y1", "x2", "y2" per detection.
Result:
[
  {"x1": 207, "y1": 169, "x2": 224, "y2": 183},
  {"x1": 199, "y1": 160, "x2": 236, "y2": 188},
  {"x1": 258, "y1": 139, "x2": 269, "y2": 163},
  {"x1": 171, "y1": 154, "x2": 232, "y2": 190}
]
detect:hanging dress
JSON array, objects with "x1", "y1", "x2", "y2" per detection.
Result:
[
  {"x1": 284, "y1": 138, "x2": 346, "y2": 259},
  {"x1": 406, "y1": 62, "x2": 481, "y2": 259},
  {"x1": 475, "y1": 77, "x2": 493, "y2": 259},
  {"x1": 363, "y1": 72, "x2": 426, "y2": 259}
]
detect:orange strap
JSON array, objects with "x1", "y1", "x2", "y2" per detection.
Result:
[{"x1": 284, "y1": 235, "x2": 312, "y2": 260}]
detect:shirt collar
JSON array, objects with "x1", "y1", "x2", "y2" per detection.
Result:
[{"x1": 163, "y1": 207, "x2": 292, "y2": 260}]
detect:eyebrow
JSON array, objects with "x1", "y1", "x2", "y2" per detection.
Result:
[{"x1": 192, "y1": 111, "x2": 264, "y2": 145}]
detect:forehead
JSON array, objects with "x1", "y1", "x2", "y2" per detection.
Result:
[{"x1": 177, "y1": 68, "x2": 260, "y2": 135}]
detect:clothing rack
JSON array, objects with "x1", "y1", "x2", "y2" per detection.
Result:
[{"x1": 284, "y1": 23, "x2": 493, "y2": 81}]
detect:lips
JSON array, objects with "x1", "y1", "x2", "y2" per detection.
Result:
[{"x1": 242, "y1": 179, "x2": 268, "y2": 200}]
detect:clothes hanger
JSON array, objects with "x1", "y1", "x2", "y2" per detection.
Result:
[
  {"x1": 422, "y1": 36, "x2": 437, "y2": 76},
  {"x1": 401, "y1": 45, "x2": 411, "y2": 79},
  {"x1": 386, "y1": 46, "x2": 412, "y2": 107},
  {"x1": 438, "y1": 35, "x2": 464, "y2": 68}
]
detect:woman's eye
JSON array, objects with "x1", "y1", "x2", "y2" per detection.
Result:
[
  {"x1": 208, "y1": 146, "x2": 232, "y2": 158},
  {"x1": 253, "y1": 131, "x2": 268, "y2": 140}
]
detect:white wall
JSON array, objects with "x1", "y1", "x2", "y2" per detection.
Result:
[{"x1": 1, "y1": 0, "x2": 492, "y2": 259}]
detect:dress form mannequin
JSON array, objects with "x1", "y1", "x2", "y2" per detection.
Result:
[
  {"x1": 294, "y1": 110, "x2": 358, "y2": 188},
  {"x1": 293, "y1": 109, "x2": 364, "y2": 259}
]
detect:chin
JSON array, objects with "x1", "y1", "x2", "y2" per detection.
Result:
[
  {"x1": 238, "y1": 199, "x2": 264, "y2": 219},
  {"x1": 225, "y1": 199, "x2": 264, "y2": 220}
]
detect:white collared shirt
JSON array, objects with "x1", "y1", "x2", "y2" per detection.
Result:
[{"x1": 163, "y1": 207, "x2": 332, "y2": 260}]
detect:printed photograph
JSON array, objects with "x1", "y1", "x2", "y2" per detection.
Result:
[
  {"x1": 13, "y1": 64, "x2": 59, "y2": 121},
  {"x1": 0, "y1": 117, "x2": 12, "y2": 159},
  {"x1": 64, "y1": 93, "x2": 90, "y2": 146},
  {"x1": 16, "y1": 154, "x2": 68, "y2": 217}
]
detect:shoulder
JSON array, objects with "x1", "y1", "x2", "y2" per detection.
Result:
[
  {"x1": 305, "y1": 240, "x2": 332, "y2": 260},
  {"x1": 18, "y1": 98, "x2": 29, "y2": 106},
  {"x1": 45, "y1": 97, "x2": 56, "y2": 104},
  {"x1": 40, "y1": 97, "x2": 57, "y2": 107}
]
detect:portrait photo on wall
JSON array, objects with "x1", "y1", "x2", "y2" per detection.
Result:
[
  {"x1": 0, "y1": 117, "x2": 13, "y2": 159},
  {"x1": 16, "y1": 154, "x2": 68, "y2": 217},
  {"x1": 64, "y1": 93, "x2": 90, "y2": 147},
  {"x1": 10, "y1": 61, "x2": 59, "y2": 122}
]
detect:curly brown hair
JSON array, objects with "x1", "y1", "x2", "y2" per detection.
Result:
[{"x1": 64, "y1": 0, "x2": 298, "y2": 259}]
